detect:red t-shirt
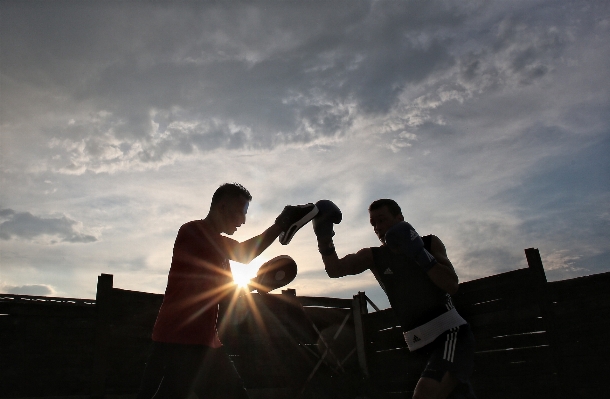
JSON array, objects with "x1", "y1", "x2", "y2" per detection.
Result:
[{"x1": 152, "y1": 220, "x2": 234, "y2": 347}]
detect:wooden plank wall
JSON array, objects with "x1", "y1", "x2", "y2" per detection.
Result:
[
  {"x1": 91, "y1": 277, "x2": 365, "y2": 399},
  {"x1": 90, "y1": 274, "x2": 164, "y2": 398},
  {"x1": 0, "y1": 294, "x2": 96, "y2": 398},
  {"x1": 360, "y1": 248, "x2": 559, "y2": 398},
  {"x1": 1, "y1": 248, "x2": 609, "y2": 398},
  {"x1": 546, "y1": 272, "x2": 610, "y2": 398},
  {"x1": 454, "y1": 267, "x2": 560, "y2": 398}
]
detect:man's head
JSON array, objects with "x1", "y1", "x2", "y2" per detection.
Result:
[
  {"x1": 209, "y1": 183, "x2": 252, "y2": 235},
  {"x1": 368, "y1": 199, "x2": 404, "y2": 244}
]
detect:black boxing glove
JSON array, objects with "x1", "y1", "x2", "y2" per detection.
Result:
[
  {"x1": 313, "y1": 200, "x2": 342, "y2": 256},
  {"x1": 385, "y1": 221, "x2": 437, "y2": 272}
]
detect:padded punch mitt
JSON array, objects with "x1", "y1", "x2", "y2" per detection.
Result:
[{"x1": 251, "y1": 255, "x2": 298, "y2": 293}]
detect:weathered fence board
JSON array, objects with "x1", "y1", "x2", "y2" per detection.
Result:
[
  {"x1": 90, "y1": 275, "x2": 164, "y2": 398},
  {"x1": 0, "y1": 295, "x2": 96, "y2": 398},
  {"x1": 543, "y1": 270, "x2": 610, "y2": 398},
  {"x1": 359, "y1": 249, "x2": 563, "y2": 398},
  {"x1": 1, "y1": 247, "x2": 609, "y2": 398}
]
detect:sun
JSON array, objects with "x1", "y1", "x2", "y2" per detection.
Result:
[{"x1": 230, "y1": 257, "x2": 266, "y2": 289}]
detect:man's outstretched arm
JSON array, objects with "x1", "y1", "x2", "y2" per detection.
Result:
[
  {"x1": 313, "y1": 200, "x2": 373, "y2": 278},
  {"x1": 227, "y1": 203, "x2": 317, "y2": 264},
  {"x1": 228, "y1": 224, "x2": 283, "y2": 264},
  {"x1": 320, "y1": 244, "x2": 373, "y2": 278}
]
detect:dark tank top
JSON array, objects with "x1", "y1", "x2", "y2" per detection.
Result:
[{"x1": 370, "y1": 235, "x2": 452, "y2": 331}]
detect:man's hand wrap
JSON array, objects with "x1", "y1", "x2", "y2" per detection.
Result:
[
  {"x1": 385, "y1": 221, "x2": 437, "y2": 272},
  {"x1": 313, "y1": 200, "x2": 342, "y2": 256}
]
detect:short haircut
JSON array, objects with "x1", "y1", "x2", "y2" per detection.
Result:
[
  {"x1": 369, "y1": 199, "x2": 402, "y2": 217},
  {"x1": 211, "y1": 183, "x2": 252, "y2": 207}
]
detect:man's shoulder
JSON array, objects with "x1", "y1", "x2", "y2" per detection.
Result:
[
  {"x1": 425, "y1": 234, "x2": 446, "y2": 247},
  {"x1": 180, "y1": 219, "x2": 212, "y2": 230},
  {"x1": 357, "y1": 246, "x2": 376, "y2": 256},
  {"x1": 181, "y1": 219, "x2": 204, "y2": 227},
  {"x1": 178, "y1": 220, "x2": 199, "y2": 233},
  {"x1": 360, "y1": 246, "x2": 382, "y2": 268},
  {"x1": 177, "y1": 220, "x2": 218, "y2": 240}
]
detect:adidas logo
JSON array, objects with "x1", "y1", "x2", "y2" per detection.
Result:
[
  {"x1": 410, "y1": 229, "x2": 419, "y2": 240},
  {"x1": 384, "y1": 268, "x2": 393, "y2": 275},
  {"x1": 413, "y1": 335, "x2": 421, "y2": 343}
]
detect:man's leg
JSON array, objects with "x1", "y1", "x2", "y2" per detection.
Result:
[
  {"x1": 153, "y1": 344, "x2": 205, "y2": 399},
  {"x1": 136, "y1": 343, "x2": 165, "y2": 399},
  {"x1": 193, "y1": 346, "x2": 250, "y2": 399},
  {"x1": 412, "y1": 325, "x2": 476, "y2": 399},
  {"x1": 413, "y1": 372, "x2": 459, "y2": 399}
]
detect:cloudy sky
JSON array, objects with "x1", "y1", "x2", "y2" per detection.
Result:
[{"x1": 1, "y1": 0, "x2": 608, "y2": 309}]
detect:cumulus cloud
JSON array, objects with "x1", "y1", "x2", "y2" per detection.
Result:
[
  {"x1": 0, "y1": 283, "x2": 56, "y2": 296},
  {"x1": 0, "y1": 1, "x2": 485, "y2": 174},
  {"x1": 0, "y1": 209, "x2": 97, "y2": 244}
]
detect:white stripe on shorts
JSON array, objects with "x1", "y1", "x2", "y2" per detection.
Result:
[
  {"x1": 443, "y1": 327, "x2": 459, "y2": 363},
  {"x1": 445, "y1": 294, "x2": 455, "y2": 311}
]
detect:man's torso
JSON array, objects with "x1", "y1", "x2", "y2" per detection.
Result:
[
  {"x1": 152, "y1": 220, "x2": 233, "y2": 347},
  {"x1": 370, "y1": 235, "x2": 453, "y2": 331}
]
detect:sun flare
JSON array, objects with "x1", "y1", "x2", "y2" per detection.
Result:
[{"x1": 230, "y1": 258, "x2": 266, "y2": 288}]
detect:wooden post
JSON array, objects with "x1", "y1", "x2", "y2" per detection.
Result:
[
  {"x1": 525, "y1": 247, "x2": 547, "y2": 283},
  {"x1": 524, "y1": 248, "x2": 566, "y2": 399},
  {"x1": 90, "y1": 274, "x2": 113, "y2": 398},
  {"x1": 352, "y1": 291, "x2": 369, "y2": 379}
]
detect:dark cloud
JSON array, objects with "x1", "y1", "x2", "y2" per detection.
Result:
[
  {"x1": 0, "y1": 0, "x2": 469, "y2": 173},
  {"x1": 2, "y1": 284, "x2": 55, "y2": 296},
  {"x1": 0, "y1": 209, "x2": 97, "y2": 243},
  {"x1": 6, "y1": 0, "x2": 588, "y2": 175}
]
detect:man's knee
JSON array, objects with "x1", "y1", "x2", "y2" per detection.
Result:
[
  {"x1": 413, "y1": 376, "x2": 440, "y2": 399},
  {"x1": 413, "y1": 372, "x2": 459, "y2": 399}
]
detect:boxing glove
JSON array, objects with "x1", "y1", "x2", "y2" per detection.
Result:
[
  {"x1": 313, "y1": 200, "x2": 342, "y2": 240},
  {"x1": 313, "y1": 200, "x2": 342, "y2": 256},
  {"x1": 385, "y1": 221, "x2": 437, "y2": 272}
]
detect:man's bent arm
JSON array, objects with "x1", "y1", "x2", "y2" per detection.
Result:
[
  {"x1": 322, "y1": 246, "x2": 373, "y2": 278},
  {"x1": 426, "y1": 235, "x2": 459, "y2": 295}
]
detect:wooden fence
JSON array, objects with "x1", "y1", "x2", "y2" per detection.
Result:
[
  {"x1": 360, "y1": 248, "x2": 610, "y2": 398},
  {"x1": 0, "y1": 294, "x2": 96, "y2": 397},
  {"x1": 1, "y1": 247, "x2": 609, "y2": 398},
  {"x1": 91, "y1": 279, "x2": 362, "y2": 399}
]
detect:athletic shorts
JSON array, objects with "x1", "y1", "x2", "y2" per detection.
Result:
[{"x1": 417, "y1": 323, "x2": 476, "y2": 398}]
